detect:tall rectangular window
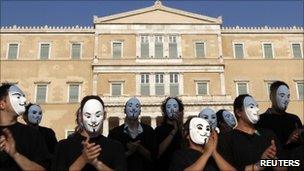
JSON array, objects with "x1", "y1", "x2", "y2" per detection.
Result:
[
  {"x1": 169, "y1": 36, "x2": 178, "y2": 58},
  {"x1": 155, "y1": 36, "x2": 163, "y2": 58},
  {"x1": 111, "y1": 83, "x2": 122, "y2": 96},
  {"x1": 263, "y1": 43, "x2": 273, "y2": 59},
  {"x1": 36, "y1": 85, "x2": 47, "y2": 103},
  {"x1": 296, "y1": 82, "x2": 304, "y2": 100},
  {"x1": 69, "y1": 84, "x2": 80, "y2": 102},
  {"x1": 195, "y1": 42, "x2": 205, "y2": 58},
  {"x1": 141, "y1": 74, "x2": 150, "y2": 96},
  {"x1": 71, "y1": 43, "x2": 81, "y2": 59},
  {"x1": 7, "y1": 43, "x2": 18, "y2": 59},
  {"x1": 236, "y1": 82, "x2": 248, "y2": 96},
  {"x1": 170, "y1": 73, "x2": 179, "y2": 96},
  {"x1": 155, "y1": 73, "x2": 164, "y2": 95},
  {"x1": 234, "y1": 43, "x2": 244, "y2": 59},
  {"x1": 40, "y1": 43, "x2": 50, "y2": 59},
  {"x1": 141, "y1": 36, "x2": 149, "y2": 58},
  {"x1": 112, "y1": 42, "x2": 122, "y2": 58},
  {"x1": 292, "y1": 43, "x2": 303, "y2": 59},
  {"x1": 197, "y1": 82, "x2": 208, "y2": 95}
]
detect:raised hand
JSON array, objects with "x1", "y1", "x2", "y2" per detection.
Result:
[
  {"x1": 286, "y1": 129, "x2": 301, "y2": 145},
  {"x1": 0, "y1": 128, "x2": 17, "y2": 158},
  {"x1": 261, "y1": 140, "x2": 277, "y2": 159},
  {"x1": 81, "y1": 138, "x2": 102, "y2": 164},
  {"x1": 205, "y1": 130, "x2": 218, "y2": 156}
]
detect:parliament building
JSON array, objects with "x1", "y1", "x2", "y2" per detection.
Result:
[{"x1": 1, "y1": 1, "x2": 303, "y2": 140}]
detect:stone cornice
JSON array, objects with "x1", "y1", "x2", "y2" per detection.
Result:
[
  {"x1": 0, "y1": 25, "x2": 95, "y2": 33},
  {"x1": 221, "y1": 26, "x2": 304, "y2": 34}
]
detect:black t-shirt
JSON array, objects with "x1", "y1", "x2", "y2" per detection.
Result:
[
  {"x1": 256, "y1": 109, "x2": 303, "y2": 150},
  {"x1": 154, "y1": 123, "x2": 183, "y2": 171},
  {"x1": 51, "y1": 133, "x2": 127, "y2": 171},
  {"x1": 169, "y1": 148, "x2": 219, "y2": 171},
  {"x1": 38, "y1": 126, "x2": 58, "y2": 154},
  {"x1": 108, "y1": 123, "x2": 154, "y2": 171},
  {"x1": 217, "y1": 128, "x2": 283, "y2": 171},
  {"x1": 0, "y1": 122, "x2": 51, "y2": 171}
]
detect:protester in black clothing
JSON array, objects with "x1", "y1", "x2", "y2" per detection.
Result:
[
  {"x1": 215, "y1": 109, "x2": 236, "y2": 133},
  {"x1": 256, "y1": 81, "x2": 303, "y2": 152},
  {"x1": 169, "y1": 117, "x2": 235, "y2": 171},
  {"x1": 154, "y1": 97, "x2": 184, "y2": 171},
  {"x1": 0, "y1": 83, "x2": 50, "y2": 171},
  {"x1": 108, "y1": 97, "x2": 154, "y2": 171},
  {"x1": 23, "y1": 103, "x2": 58, "y2": 155},
  {"x1": 217, "y1": 94, "x2": 285, "y2": 171},
  {"x1": 198, "y1": 107, "x2": 220, "y2": 133},
  {"x1": 52, "y1": 95, "x2": 126, "y2": 171}
]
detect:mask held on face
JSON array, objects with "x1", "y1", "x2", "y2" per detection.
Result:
[
  {"x1": 165, "y1": 98, "x2": 180, "y2": 120},
  {"x1": 243, "y1": 96, "x2": 260, "y2": 124},
  {"x1": 8, "y1": 85, "x2": 27, "y2": 116},
  {"x1": 82, "y1": 99, "x2": 104, "y2": 137},
  {"x1": 198, "y1": 108, "x2": 218, "y2": 130},
  {"x1": 125, "y1": 97, "x2": 141, "y2": 120},
  {"x1": 27, "y1": 104, "x2": 43, "y2": 125},
  {"x1": 275, "y1": 85, "x2": 290, "y2": 111},
  {"x1": 189, "y1": 117, "x2": 211, "y2": 145}
]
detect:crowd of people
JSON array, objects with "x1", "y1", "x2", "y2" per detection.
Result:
[{"x1": 0, "y1": 81, "x2": 303, "y2": 171}]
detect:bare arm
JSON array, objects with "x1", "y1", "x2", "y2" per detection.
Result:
[
  {"x1": 91, "y1": 159, "x2": 114, "y2": 171},
  {"x1": 69, "y1": 154, "x2": 87, "y2": 171},
  {"x1": 212, "y1": 150, "x2": 236, "y2": 171}
]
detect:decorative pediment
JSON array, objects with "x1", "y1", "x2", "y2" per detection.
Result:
[{"x1": 94, "y1": 1, "x2": 222, "y2": 25}]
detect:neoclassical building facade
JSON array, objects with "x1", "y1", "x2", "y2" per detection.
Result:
[{"x1": 1, "y1": 1, "x2": 303, "y2": 140}]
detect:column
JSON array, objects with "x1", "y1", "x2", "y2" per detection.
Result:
[
  {"x1": 136, "y1": 74, "x2": 141, "y2": 95},
  {"x1": 164, "y1": 73, "x2": 170, "y2": 95},
  {"x1": 217, "y1": 33, "x2": 223, "y2": 63},
  {"x1": 92, "y1": 73, "x2": 98, "y2": 95},
  {"x1": 150, "y1": 73, "x2": 155, "y2": 95},
  {"x1": 163, "y1": 35, "x2": 169, "y2": 58},
  {"x1": 151, "y1": 116, "x2": 157, "y2": 129},
  {"x1": 179, "y1": 73, "x2": 184, "y2": 95},
  {"x1": 94, "y1": 33, "x2": 99, "y2": 57},
  {"x1": 177, "y1": 35, "x2": 182, "y2": 58},
  {"x1": 150, "y1": 35, "x2": 154, "y2": 58},
  {"x1": 220, "y1": 72, "x2": 226, "y2": 95},
  {"x1": 136, "y1": 34, "x2": 140, "y2": 58},
  {"x1": 102, "y1": 118, "x2": 109, "y2": 136}
]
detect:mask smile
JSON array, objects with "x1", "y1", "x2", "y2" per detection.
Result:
[{"x1": 88, "y1": 122, "x2": 100, "y2": 128}]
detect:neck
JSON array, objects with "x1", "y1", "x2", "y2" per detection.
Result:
[
  {"x1": 0, "y1": 110, "x2": 17, "y2": 126},
  {"x1": 236, "y1": 118, "x2": 256, "y2": 134},
  {"x1": 270, "y1": 106, "x2": 285, "y2": 115},
  {"x1": 126, "y1": 118, "x2": 139, "y2": 129},
  {"x1": 81, "y1": 129, "x2": 101, "y2": 138},
  {"x1": 189, "y1": 140, "x2": 203, "y2": 152}
]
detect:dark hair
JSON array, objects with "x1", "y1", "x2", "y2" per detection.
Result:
[
  {"x1": 181, "y1": 117, "x2": 193, "y2": 148},
  {"x1": 216, "y1": 109, "x2": 225, "y2": 124},
  {"x1": 233, "y1": 94, "x2": 252, "y2": 119},
  {"x1": 160, "y1": 96, "x2": 184, "y2": 125},
  {"x1": 75, "y1": 95, "x2": 105, "y2": 133},
  {"x1": 269, "y1": 81, "x2": 289, "y2": 102},
  {"x1": 0, "y1": 83, "x2": 12, "y2": 101},
  {"x1": 23, "y1": 103, "x2": 40, "y2": 124}
]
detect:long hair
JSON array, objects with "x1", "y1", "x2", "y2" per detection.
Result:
[
  {"x1": 233, "y1": 94, "x2": 252, "y2": 120},
  {"x1": 160, "y1": 96, "x2": 184, "y2": 127}
]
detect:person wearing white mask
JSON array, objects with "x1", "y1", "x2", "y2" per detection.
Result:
[
  {"x1": 154, "y1": 97, "x2": 184, "y2": 171},
  {"x1": 256, "y1": 81, "x2": 303, "y2": 154},
  {"x1": 169, "y1": 117, "x2": 236, "y2": 171},
  {"x1": 217, "y1": 94, "x2": 285, "y2": 171},
  {"x1": 0, "y1": 83, "x2": 50, "y2": 171},
  {"x1": 23, "y1": 103, "x2": 58, "y2": 155},
  {"x1": 108, "y1": 97, "x2": 154, "y2": 171},
  {"x1": 52, "y1": 95, "x2": 126, "y2": 171}
]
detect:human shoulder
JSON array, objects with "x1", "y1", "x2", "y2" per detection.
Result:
[
  {"x1": 140, "y1": 123, "x2": 154, "y2": 132},
  {"x1": 108, "y1": 124, "x2": 125, "y2": 136}
]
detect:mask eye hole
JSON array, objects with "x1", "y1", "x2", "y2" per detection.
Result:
[
  {"x1": 33, "y1": 111, "x2": 37, "y2": 114},
  {"x1": 197, "y1": 126, "x2": 203, "y2": 130}
]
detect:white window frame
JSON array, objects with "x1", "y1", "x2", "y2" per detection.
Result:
[
  {"x1": 6, "y1": 42, "x2": 20, "y2": 59},
  {"x1": 233, "y1": 42, "x2": 245, "y2": 59},
  {"x1": 194, "y1": 41, "x2": 206, "y2": 58},
  {"x1": 290, "y1": 42, "x2": 303, "y2": 59},
  {"x1": 67, "y1": 83, "x2": 81, "y2": 103},
  {"x1": 111, "y1": 41, "x2": 123, "y2": 58},
  {"x1": 295, "y1": 81, "x2": 304, "y2": 100},
  {"x1": 264, "y1": 80, "x2": 275, "y2": 98},
  {"x1": 38, "y1": 42, "x2": 52, "y2": 59},
  {"x1": 35, "y1": 84, "x2": 49, "y2": 103},
  {"x1": 235, "y1": 81, "x2": 249, "y2": 96},
  {"x1": 70, "y1": 42, "x2": 83, "y2": 59},
  {"x1": 140, "y1": 35, "x2": 149, "y2": 58},
  {"x1": 196, "y1": 81, "x2": 209, "y2": 95},
  {"x1": 110, "y1": 82, "x2": 124, "y2": 96},
  {"x1": 168, "y1": 35, "x2": 178, "y2": 58},
  {"x1": 154, "y1": 35, "x2": 163, "y2": 58},
  {"x1": 262, "y1": 42, "x2": 275, "y2": 59}
]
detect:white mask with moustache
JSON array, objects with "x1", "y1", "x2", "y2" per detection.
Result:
[
  {"x1": 8, "y1": 85, "x2": 27, "y2": 116},
  {"x1": 244, "y1": 96, "x2": 260, "y2": 124},
  {"x1": 125, "y1": 97, "x2": 141, "y2": 119},
  {"x1": 82, "y1": 99, "x2": 104, "y2": 135},
  {"x1": 189, "y1": 117, "x2": 211, "y2": 145}
]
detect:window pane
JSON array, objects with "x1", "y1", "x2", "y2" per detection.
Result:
[
  {"x1": 155, "y1": 84, "x2": 165, "y2": 95},
  {"x1": 72, "y1": 44, "x2": 81, "y2": 59},
  {"x1": 263, "y1": 44, "x2": 273, "y2": 59},
  {"x1": 169, "y1": 43, "x2": 178, "y2": 58},
  {"x1": 196, "y1": 43, "x2": 205, "y2": 58},
  {"x1": 156, "y1": 74, "x2": 164, "y2": 84},
  {"x1": 155, "y1": 43, "x2": 163, "y2": 58},
  {"x1": 8, "y1": 44, "x2": 18, "y2": 59},
  {"x1": 112, "y1": 83, "x2": 121, "y2": 96},
  {"x1": 237, "y1": 83, "x2": 248, "y2": 95},
  {"x1": 297, "y1": 83, "x2": 304, "y2": 100},
  {"x1": 197, "y1": 83, "x2": 208, "y2": 95},
  {"x1": 292, "y1": 44, "x2": 302, "y2": 59},
  {"x1": 36, "y1": 85, "x2": 47, "y2": 103},
  {"x1": 141, "y1": 84, "x2": 150, "y2": 96},
  {"x1": 69, "y1": 85, "x2": 79, "y2": 102},
  {"x1": 113, "y1": 43, "x2": 122, "y2": 58},
  {"x1": 141, "y1": 43, "x2": 149, "y2": 58},
  {"x1": 170, "y1": 84, "x2": 179, "y2": 96},
  {"x1": 40, "y1": 44, "x2": 50, "y2": 59},
  {"x1": 235, "y1": 44, "x2": 244, "y2": 59}
]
